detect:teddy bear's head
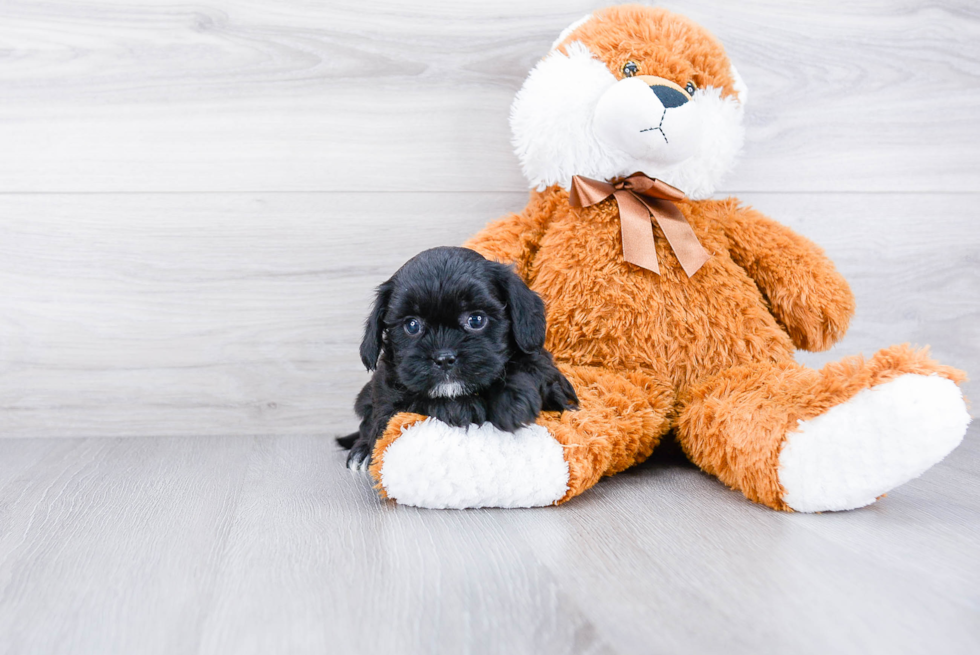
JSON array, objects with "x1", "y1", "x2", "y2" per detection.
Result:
[{"x1": 511, "y1": 5, "x2": 747, "y2": 199}]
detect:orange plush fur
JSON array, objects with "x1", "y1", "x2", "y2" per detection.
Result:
[{"x1": 374, "y1": 5, "x2": 966, "y2": 510}]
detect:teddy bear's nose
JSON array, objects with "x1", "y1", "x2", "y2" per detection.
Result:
[{"x1": 650, "y1": 84, "x2": 689, "y2": 109}]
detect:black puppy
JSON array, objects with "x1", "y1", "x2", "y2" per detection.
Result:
[{"x1": 338, "y1": 246, "x2": 578, "y2": 470}]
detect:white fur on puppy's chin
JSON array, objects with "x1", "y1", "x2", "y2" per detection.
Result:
[
  {"x1": 378, "y1": 418, "x2": 569, "y2": 509},
  {"x1": 778, "y1": 374, "x2": 971, "y2": 513},
  {"x1": 511, "y1": 42, "x2": 745, "y2": 199},
  {"x1": 428, "y1": 381, "x2": 468, "y2": 399}
]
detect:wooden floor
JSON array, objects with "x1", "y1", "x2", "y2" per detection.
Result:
[
  {"x1": 0, "y1": 429, "x2": 977, "y2": 654},
  {"x1": 0, "y1": 1, "x2": 978, "y2": 653}
]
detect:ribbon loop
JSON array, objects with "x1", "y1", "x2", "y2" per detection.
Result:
[{"x1": 568, "y1": 172, "x2": 709, "y2": 277}]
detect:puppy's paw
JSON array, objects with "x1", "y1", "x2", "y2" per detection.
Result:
[
  {"x1": 428, "y1": 398, "x2": 487, "y2": 429},
  {"x1": 543, "y1": 371, "x2": 579, "y2": 412},
  {"x1": 346, "y1": 441, "x2": 373, "y2": 472},
  {"x1": 487, "y1": 382, "x2": 542, "y2": 433}
]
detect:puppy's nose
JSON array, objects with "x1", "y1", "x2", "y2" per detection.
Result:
[
  {"x1": 434, "y1": 350, "x2": 457, "y2": 369},
  {"x1": 650, "y1": 84, "x2": 688, "y2": 108}
]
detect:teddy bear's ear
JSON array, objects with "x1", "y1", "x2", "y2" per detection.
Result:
[
  {"x1": 730, "y1": 63, "x2": 748, "y2": 106},
  {"x1": 549, "y1": 13, "x2": 593, "y2": 51}
]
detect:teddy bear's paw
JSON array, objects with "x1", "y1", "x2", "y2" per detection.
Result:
[
  {"x1": 778, "y1": 374, "x2": 970, "y2": 512},
  {"x1": 375, "y1": 418, "x2": 569, "y2": 509}
]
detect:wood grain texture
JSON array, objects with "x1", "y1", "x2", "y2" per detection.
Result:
[
  {"x1": 0, "y1": 429, "x2": 976, "y2": 655},
  {"x1": 0, "y1": 192, "x2": 976, "y2": 438},
  {"x1": 0, "y1": 0, "x2": 977, "y2": 192},
  {"x1": 0, "y1": 2, "x2": 978, "y2": 652}
]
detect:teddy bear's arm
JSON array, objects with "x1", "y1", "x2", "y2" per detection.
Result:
[
  {"x1": 463, "y1": 195, "x2": 556, "y2": 278},
  {"x1": 723, "y1": 204, "x2": 856, "y2": 352}
]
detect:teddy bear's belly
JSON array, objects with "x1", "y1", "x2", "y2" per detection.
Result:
[{"x1": 530, "y1": 219, "x2": 795, "y2": 390}]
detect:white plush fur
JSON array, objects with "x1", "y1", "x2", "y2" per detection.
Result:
[
  {"x1": 778, "y1": 374, "x2": 971, "y2": 512},
  {"x1": 593, "y1": 77, "x2": 702, "y2": 165},
  {"x1": 378, "y1": 419, "x2": 570, "y2": 509},
  {"x1": 511, "y1": 43, "x2": 621, "y2": 193},
  {"x1": 729, "y1": 63, "x2": 748, "y2": 105},
  {"x1": 510, "y1": 42, "x2": 745, "y2": 199}
]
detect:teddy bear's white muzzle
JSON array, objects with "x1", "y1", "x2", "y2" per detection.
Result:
[{"x1": 592, "y1": 77, "x2": 701, "y2": 166}]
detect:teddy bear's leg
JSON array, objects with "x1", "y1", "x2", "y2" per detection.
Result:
[
  {"x1": 368, "y1": 365, "x2": 674, "y2": 508},
  {"x1": 675, "y1": 345, "x2": 970, "y2": 512},
  {"x1": 538, "y1": 365, "x2": 676, "y2": 504}
]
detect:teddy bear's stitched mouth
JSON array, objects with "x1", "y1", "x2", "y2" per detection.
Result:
[{"x1": 639, "y1": 108, "x2": 669, "y2": 144}]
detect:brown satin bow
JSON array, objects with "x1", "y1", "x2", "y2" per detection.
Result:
[{"x1": 568, "y1": 173, "x2": 710, "y2": 277}]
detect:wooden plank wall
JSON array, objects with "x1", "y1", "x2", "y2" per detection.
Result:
[{"x1": 1, "y1": 0, "x2": 977, "y2": 438}]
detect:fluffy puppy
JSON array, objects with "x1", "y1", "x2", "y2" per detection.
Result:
[{"x1": 338, "y1": 246, "x2": 578, "y2": 470}]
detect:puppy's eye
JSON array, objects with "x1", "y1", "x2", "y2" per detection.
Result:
[
  {"x1": 463, "y1": 312, "x2": 488, "y2": 332},
  {"x1": 403, "y1": 317, "x2": 423, "y2": 336},
  {"x1": 685, "y1": 81, "x2": 697, "y2": 95},
  {"x1": 622, "y1": 60, "x2": 639, "y2": 78}
]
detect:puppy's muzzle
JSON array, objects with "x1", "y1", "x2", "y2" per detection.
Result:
[{"x1": 434, "y1": 349, "x2": 458, "y2": 370}]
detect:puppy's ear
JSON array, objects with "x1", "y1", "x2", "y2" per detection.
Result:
[
  {"x1": 359, "y1": 280, "x2": 394, "y2": 371},
  {"x1": 495, "y1": 264, "x2": 546, "y2": 354}
]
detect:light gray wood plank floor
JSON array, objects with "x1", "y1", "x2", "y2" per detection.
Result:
[
  {"x1": 1, "y1": 0, "x2": 978, "y2": 652},
  {"x1": 0, "y1": 426, "x2": 977, "y2": 655}
]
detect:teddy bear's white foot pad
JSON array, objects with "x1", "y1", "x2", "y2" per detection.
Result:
[
  {"x1": 778, "y1": 374, "x2": 970, "y2": 512},
  {"x1": 378, "y1": 418, "x2": 569, "y2": 509}
]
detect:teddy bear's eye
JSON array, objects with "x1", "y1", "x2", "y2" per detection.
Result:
[
  {"x1": 685, "y1": 81, "x2": 697, "y2": 95},
  {"x1": 622, "y1": 61, "x2": 639, "y2": 78}
]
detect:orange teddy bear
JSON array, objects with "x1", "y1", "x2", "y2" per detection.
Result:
[{"x1": 366, "y1": 5, "x2": 970, "y2": 512}]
